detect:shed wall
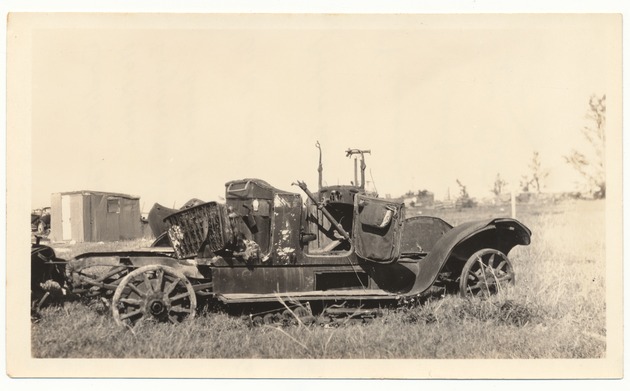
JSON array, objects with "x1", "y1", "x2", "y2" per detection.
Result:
[
  {"x1": 90, "y1": 194, "x2": 107, "y2": 241},
  {"x1": 82, "y1": 194, "x2": 93, "y2": 242},
  {"x1": 70, "y1": 194, "x2": 85, "y2": 242},
  {"x1": 50, "y1": 193, "x2": 62, "y2": 241},
  {"x1": 49, "y1": 191, "x2": 142, "y2": 242},
  {"x1": 119, "y1": 198, "x2": 142, "y2": 240}
]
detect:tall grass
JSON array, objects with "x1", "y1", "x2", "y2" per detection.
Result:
[{"x1": 32, "y1": 200, "x2": 606, "y2": 358}]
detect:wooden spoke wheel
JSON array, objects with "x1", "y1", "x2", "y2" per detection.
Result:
[
  {"x1": 112, "y1": 265, "x2": 196, "y2": 327},
  {"x1": 459, "y1": 249, "x2": 515, "y2": 297}
]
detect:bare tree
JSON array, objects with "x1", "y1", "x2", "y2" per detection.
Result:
[
  {"x1": 529, "y1": 151, "x2": 549, "y2": 193},
  {"x1": 564, "y1": 94, "x2": 606, "y2": 198},
  {"x1": 491, "y1": 173, "x2": 507, "y2": 197},
  {"x1": 519, "y1": 175, "x2": 531, "y2": 193},
  {"x1": 521, "y1": 151, "x2": 549, "y2": 194}
]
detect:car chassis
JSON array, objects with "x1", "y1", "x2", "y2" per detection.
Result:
[{"x1": 32, "y1": 145, "x2": 531, "y2": 327}]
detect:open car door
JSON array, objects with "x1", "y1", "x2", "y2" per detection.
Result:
[{"x1": 352, "y1": 194, "x2": 405, "y2": 264}]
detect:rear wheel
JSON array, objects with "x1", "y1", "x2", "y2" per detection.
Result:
[
  {"x1": 112, "y1": 265, "x2": 196, "y2": 327},
  {"x1": 459, "y1": 249, "x2": 514, "y2": 297}
]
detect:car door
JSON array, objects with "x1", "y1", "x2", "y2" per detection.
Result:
[{"x1": 352, "y1": 194, "x2": 404, "y2": 263}]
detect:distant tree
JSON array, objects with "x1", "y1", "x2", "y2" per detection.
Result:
[
  {"x1": 529, "y1": 151, "x2": 549, "y2": 193},
  {"x1": 564, "y1": 94, "x2": 606, "y2": 198},
  {"x1": 491, "y1": 173, "x2": 507, "y2": 197},
  {"x1": 519, "y1": 175, "x2": 531, "y2": 193},
  {"x1": 521, "y1": 151, "x2": 549, "y2": 193}
]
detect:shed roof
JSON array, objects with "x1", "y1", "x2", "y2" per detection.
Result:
[{"x1": 54, "y1": 190, "x2": 140, "y2": 200}]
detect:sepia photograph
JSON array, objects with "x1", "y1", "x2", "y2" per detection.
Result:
[{"x1": 4, "y1": 6, "x2": 624, "y2": 381}]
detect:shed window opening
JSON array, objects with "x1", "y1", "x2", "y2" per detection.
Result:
[{"x1": 107, "y1": 198, "x2": 121, "y2": 213}]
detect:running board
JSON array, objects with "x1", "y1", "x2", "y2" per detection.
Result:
[{"x1": 217, "y1": 289, "x2": 401, "y2": 304}]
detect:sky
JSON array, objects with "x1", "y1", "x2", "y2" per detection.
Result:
[{"x1": 22, "y1": 13, "x2": 620, "y2": 211}]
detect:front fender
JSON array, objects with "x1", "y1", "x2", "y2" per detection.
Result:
[{"x1": 405, "y1": 218, "x2": 531, "y2": 295}]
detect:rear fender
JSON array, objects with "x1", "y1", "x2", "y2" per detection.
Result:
[{"x1": 406, "y1": 218, "x2": 531, "y2": 295}]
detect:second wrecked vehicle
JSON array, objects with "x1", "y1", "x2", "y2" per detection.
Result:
[
  {"x1": 46, "y1": 144, "x2": 531, "y2": 327},
  {"x1": 31, "y1": 207, "x2": 51, "y2": 235}
]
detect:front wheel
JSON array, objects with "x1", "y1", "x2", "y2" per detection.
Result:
[
  {"x1": 112, "y1": 265, "x2": 197, "y2": 327},
  {"x1": 459, "y1": 249, "x2": 515, "y2": 297}
]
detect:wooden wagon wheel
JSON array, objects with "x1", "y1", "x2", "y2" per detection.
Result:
[
  {"x1": 112, "y1": 265, "x2": 196, "y2": 327},
  {"x1": 459, "y1": 249, "x2": 515, "y2": 297}
]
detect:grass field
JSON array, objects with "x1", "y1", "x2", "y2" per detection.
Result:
[{"x1": 31, "y1": 200, "x2": 606, "y2": 359}]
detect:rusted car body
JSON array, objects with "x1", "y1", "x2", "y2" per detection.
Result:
[
  {"x1": 39, "y1": 145, "x2": 531, "y2": 327},
  {"x1": 147, "y1": 198, "x2": 206, "y2": 240}
]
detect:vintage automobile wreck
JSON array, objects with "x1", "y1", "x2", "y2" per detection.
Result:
[{"x1": 32, "y1": 144, "x2": 531, "y2": 327}]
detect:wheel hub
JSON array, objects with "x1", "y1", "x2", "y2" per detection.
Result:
[
  {"x1": 149, "y1": 300, "x2": 165, "y2": 316},
  {"x1": 482, "y1": 271, "x2": 496, "y2": 282},
  {"x1": 145, "y1": 293, "x2": 170, "y2": 318}
]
